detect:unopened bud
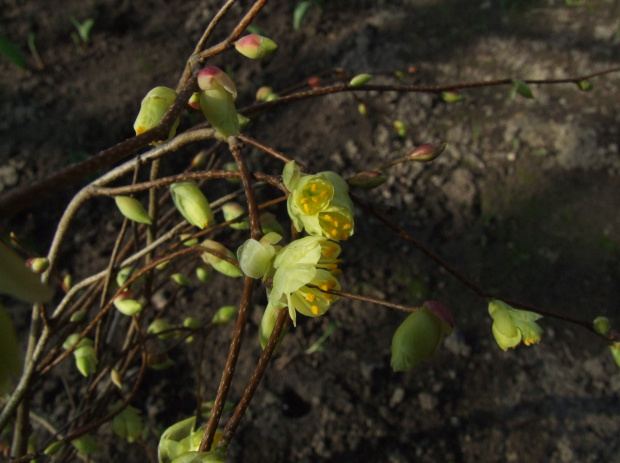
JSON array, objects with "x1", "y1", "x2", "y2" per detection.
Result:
[
  {"x1": 235, "y1": 34, "x2": 278, "y2": 59},
  {"x1": 393, "y1": 120, "x2": 407, "y2": 138},
  {"x1": 407, "y1": 143, "x2": 446, "y2": 162},
  {"x1": 197, "y1": 66, "x2": 240, "y2": 137},
  {"x1": 111, "y1": 369, "x2": 123, "y2": 388},
  {"x1": 260, "y1": 212, "x2": 285, "y2": 236},
  {"x1": 212, "y1": 305, "x2": 237, "y2": 325},
  {"x1": 114, "y1": 292, "x2": 143, "y2": 316},
  {"x1": 171, "y1": 273, "x2": 192, "y2": 287},
  {"x1": 148, "y1": 318, "x2": 177, "y2": 340},
  {"x1": 347, "y1": 171, "x2": 387, "y2": 189},
  {"x1": 179, "y1": 234, "x2": 199, "y2": 246},
  {"x1": 190, "y1": 150, "x2": 208, "y2": 170},
  {"x1": 188, "y1": 92, "x2": 201, "y2": 111},
  {"x1": 62, "y1": 274, "x2": 72, "y2": 292},
  {"x1": 593, "y1": 316, "x2": 611, "y2": 335},
  {"x1": 610, "y1": 342, "x2": 620, "y2": 369},
  {"x1": 222, "y1": 202, "x2": 249, "y2": 230},
  {"x1": 183, "y1": 317, "x2": 201, "y2": 330},
  {"x1": 196, "y1": 266, "x2": 211, "y2": 282},
  {"x1": 71, "y1": 434, "x2": 98, "y2": 455},
  {"x1": 357, "y1": 102, "x2": 368, "y2": 116},
  {"x1": 134, "y1": 86, "x2": 180, "y2": 144},
  {"x1": 70, "y1": 309, "x2": 87, "y2": 323},
  {"x1": 256, "y1": 86, "x2": 277, "y2": 102},
  {"x1": 147, "y1": 354, "x2": 174, "y2": 370},
  {"x1": 576, "y1": 80, "x2": 594, "y2": 91},
  {"x1": 441, "y1": 91, "x2": 466, "y2": 103},
  {"x1": 170, "y1": 182, "x2": 215, "y2": 230},
  {"x1": 201, "y1": 240, "x2": 243, "y2": 278},
  {"x1": 115, "y1": 196, "x2": 152, "y2": 225},
  {"x1": 26, "y1": 257, "x2": 49, "y2": 274},
  {"x1": 308, "y1": 76, "x2": 321, "y2": 88},
  {"x1": 349, "y1": 73, "x2": 373, "y2": 87}
]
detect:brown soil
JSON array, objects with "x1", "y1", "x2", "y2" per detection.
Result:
[{"x1": 1, "y1": 1, "x2": 619, "y2": 462}]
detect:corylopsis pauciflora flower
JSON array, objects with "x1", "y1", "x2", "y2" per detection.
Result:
[{"x1": 283, "y1": 161, "x2": 354, "y2": 241}]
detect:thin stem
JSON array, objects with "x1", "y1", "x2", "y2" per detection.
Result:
[{"x1": 229, "y1": 137, "x2": 261, "y2": 239}]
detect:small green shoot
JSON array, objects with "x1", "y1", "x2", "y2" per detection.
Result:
[
  {"x1": 293, "y1": 2, "x2": 314, "y2": 30},
  {"x1": 27, "y1": 33, "x2": 44, "y2": 69},
  {"x1": 70, "y1": 16, "x2": 95, "y2": 46},
  {"x1": 0, "y1": 34, "x2": 28, "y2": 70},
  {"x1": 305, "y1": 320, "x2": 340, "y2": 354},
  {"x1": 509, "y1": 79, "x2": 534, "y2": 100}
]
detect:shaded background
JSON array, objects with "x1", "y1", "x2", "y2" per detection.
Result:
[{"x1": 1, "y1": 0, "x2": 619, "y2": 461}]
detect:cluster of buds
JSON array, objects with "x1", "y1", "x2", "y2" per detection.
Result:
[{"x1": 283, "y1": 161, "x2": 355, "y2": 241}]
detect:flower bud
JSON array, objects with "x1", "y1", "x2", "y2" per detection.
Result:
[
  {"x1": 70, "y1": 309, "x2": 87, "y2": 323},
  {"x1": 223, "y1": 161, "x2": 242, "y2": 183},
  {"x1": 357, "y1": 102, "x2": 368, "y2": 116},
  {"x1": 441, "y1": 91, "x2": 465, "y2": 103},
  {"x1": 212, "y1": 305, "x2": 237, "y2": 325},
  {"x1": 576, "y1": 80, "x2": 593, "y2": 91},
  {"x1": 64, "y1": 334, "x2": 98, "y2": 377},
  {"x1": 183, "y1": 317, "x2": 201, "y2": 330},
  {"x1": 258, "y1": 303, "x2": 288, "y2": 350},
  {"x1": 188, "y1": 92, "x2": 201, "y2": 111},
  {"x1": 179, "y1": 234, "x2": 199, "y2": 246},
  {"x1": 115, "y1": 196, "x2": 152, "y2": 225},
  {"x1": 25, "y1": 257, "x2": 49, "y2": 274},
  {"x1": 593, "y1": 316, "x2": 611, "y2": 335},
  {"x1": 393, "y1": 119, "x2": 407, "y2": 137},
  {"x1": 71, "y1": 434, "x2": 98, "y2": 455},
  {"x1": 488, "y1": 299, "x2": 542, "y2": 351},
  {"x1": 347, "y1": 171, "x2": 387, "y2": 189},
  {"x1": 406, "y1": 143, "x2": 446, "y2": 162},
  {"x1": 349, "y1": 73, "x2": 373, "y2": 87},
  {"x1": 190, "y1": 150, "x2": 208, "y2": 170},
  {"x1": 197, "y1": 66, "x2": 240, "y2": 137},
  {"x1": 222, "y1": 202, "x2": 250, "y2": 230},
  {"x1": 170, "y1": 182, "x2": 215, "y2": 230},
  {"x1": 44, "y1": 440, "x2": 66, "y2": 456},
  {"x1": 134, "y1": 86, "x2": 180, "y2": 143},
  {"x1": 256, "y1": 86, "x2": 277, "y2": 102},
  {"x1": 195, "y1": 266, "x2": 211, "y2": 282},
  {"x1": 114, "y1": 293, "x2": 143, "y2": 316},
  {"x1": 148, "y1": 318, "x2": 177, "y2": 340},
  {"x1": 201, "y1": 240, "x2": 243, "y2": 278},
  {"x1": 391, "y1": 301, "x2": 453, "y2": 371},
  {"x1": 171, "y1": 273, "x2": 192, "y2": 287},
  {"x1": 610, "y1": 342, "x2": 620, "y2": 369},
  {"x1": 111, "y1": 369, "x2": 123, "y2": 389},
  {"x1": 148, "y1": 353, "x2": 175, "y2": 370},
  {"x1": 234, "y1": 33, "x2": 278, "y2": 59},
  {"x1": 62, "y1": 274, "x2": 73, "y2": 292}
]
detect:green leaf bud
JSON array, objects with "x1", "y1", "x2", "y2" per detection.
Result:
[
  {"x1": 114, "y1": 293, "x2": 143, "y2": 316},
  {"x1": 347, "y1": 171, "x2": 387, "y2": 189},
  {"x1": 201, "y1": 240, "x2": 243, "y2": 278},
  {"x1": 197, "y1": 66, "x2": 240, "y2": 137},
  {"x1": 406, "y1": 142, "x2": 446, "y2": 162},
  {"x1": 148, "y1": 318, "x2": 177, "y2": 340},
  {"x1": 510, "y1": 79, "x2": 534, "y2": 99},
  {"x1": 62, "y1": 273, "x2": 73, "y2": 292},
  {"x1": 593, "y1": 316, "x2": 611, "y2": 335},
  {"x1": 576, "y1": 80, "x2": 594, "y2": 91},
  {"x1": 25, "y1": 256, "x2": 49, "y2": 274},
  {"x1": 170, "y1": 182, "x2": 215, "y2": 230},
  {"x1": 349, "y1": 73, "x2": 373, "y2": 87},
  {"x1": 195, "y1": 266, "x2": 211, "y2": 282},
  {"x1": 393, "y1": 120, "x2": 407, "y2": 138},
  {"x1": 179, "y1": 234, "x2": 199, "y2": 246},
  {"x1": 171, "y1": 273, "x2": 192, "y2": 287},
  {"x1": 222, "y1": 202, "x2": 250, "y2": 230},
  {"x1": 183, "y1": 317, "x2": 201, "y2": 330},
  {"x1": 70, "y1": 309, "x2": 87, "y2": 323},
  {"x1": 134, "y1": 86, "x2": 180, "y2": 143},
  {"x1": 115, "y1": 196, "x2": 152, "y2": 225},
  {"x1": 71, "y1": 434, "x2": 98, "y2": 455},
  {"x1": 441, "y1": 91, "x2": 466, "y2": 103},
  {"x1": 44, "y1": 440, "x2": 66, "y2": 456},
  {"x1": 63, "y1": 334, "x2": 98, "y2": 376},
  {"x1": 234, "y1": 33, "x2": 278, "y2": 59},
  {"x1": 357, "y1": 102, "x2": 368, "y2": 116},
  {"x1": 391, "y1": 301, "x2": 453, "y2": 371},
  {"x1": 111, "y1": 369, "x2": 123, "y2": 389},
  {"x1": 212, "y1": 305, "x2": 237, "y2": 325}
]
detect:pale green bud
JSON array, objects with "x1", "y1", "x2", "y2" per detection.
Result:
[
  {"x1": 441, "y1": 91, "x2": 465, "y2": 103},
  {"x1": 171, "y1": 273, "x2": 192, "y2": 287},
  {"x1": 134, "y1": 86, "x2": 180, "y2": 143},
  {"x1": 222, "y1": 202, "x2": 250, "y2": 230},
  {"x1": 197, "y1": 66, "x2": 240, "y2": 137},
  {"x1": 258, "y1": 303, "x2": 288, "y2": 350},
  {"x1": 25, "y1": 256, "x2": 49, "y2": 273},
  {"x1": 391, "y1": 301, "x2": 453, "y2": 371},
  {"x1": 610, "y1": 342, "x2": 620, "y2": 369},
  {"x1": 201, "y1": 240, "x2": 243, "y2": 278},
  {"x1": 195, "y1": 266, "x2": 211, "y2": 282},
  {"x1": 115, "y1": 196, "x2": 152, "y2": 224},
  {"x1": 349, "y1": 73, "x2": 373, "y2": 87},
  {"x1": 393, "y1": 120, "x2": 407, "y2": 138},
  {"x1": 111, "y1": 369, "x2": 123, "y2": 389},
  {"x1": 71, "y1": 434, "x2": 98, "y2": 455},
  {"x1": 179, "y1": 234, "x2": 199, "y2": 246},
  {"x1": 158, "y1": 417, "x2": 202, "y2": 463},
  {"x1": 223, "y1": 162, "x2": 242, "y2": 184},
  {"x1": 114, "y1": 294, "x2": 143, "y2": 316},
  {"x1": 593, "y1": 316, "x2": 611, "y2": 335},
  {"x1": 576, "y1": 80, "x2": 594, "y2": 91},
  {"x1": 147, "y1": 353, "x2": 174, "y2": 370},
  {"x1": 235, "y1": 33, "x2": 278, "y2": 59},
  {"x1": 148, "y1": 318, "x2": 177, "y2": 340},
  {"x1": 70, "y1": 309, "x2": 87, "y2": 323},
  {"x1": 63, "y1": 334, "x2": 98, "y2": 376},
  {"x1": 43, "y1": 440, "x2": 66, "y2": 456},
  {"x1": 62, "y1": 274, "x2": 73, "y2": 292},
  {"x1": 347, "y1": 171, "x2": 387, "y2": 189},
  {"x1": 170, "y1": 182, "x2": 215, "y2": 230},
  {"x1": 357, "y1": 102, "x2": 368, "y2": 116},
  {"x1": 183, "y1": 317, "x2": 201, "y2": 330},
  {"x1": 256, "y1": 86, "x2": 277, "y2": 102},
  {"x1": 212, "y1": 305, "x2": 237, "y2": 325}
]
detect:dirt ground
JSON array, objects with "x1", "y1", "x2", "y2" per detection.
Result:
[{"x1": 1, "y1": 0, "x2": 620, "y2": 462}]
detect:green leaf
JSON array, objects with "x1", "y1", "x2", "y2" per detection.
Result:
[
  {"x1": 510, "y1": 79, "x2": 534, "y2": 100},
  {"x1": 70, "y1": 17, "x2": 95, "y2": 43},
  {"x1": 0, "y1": 34, "x2": 28, "y2": 70},
  {"x1": 293, "y1": 1, "x2": 314, "y2": 30}
]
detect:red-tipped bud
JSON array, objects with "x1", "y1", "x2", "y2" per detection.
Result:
[
  {"x1": 308, "y1": 76, "x2": 321, "y2": 88},
  {"x1": 188, "y1": 92, "x2": 201, "y2": 111},
  {"x1": 190, "y1": 150, "x2": 208, "y2": 170},
  {"x1": 234, "y1": 34, "x2": 278, "y2": 59},
  {"x1": 406, "y1": 143, "x2": 446, "y2": 162},
  {"x1": 26, "y1": 257, "x2": 49, "y2": 274},
  {"x1": 347, "y1": 171, "x2": 387, "y2": 189},
  {"x1": 197, "y1": 66, "x2": 237, "y2": 98}
]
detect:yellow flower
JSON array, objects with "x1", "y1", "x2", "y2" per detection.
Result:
[{"x1": 488, "y1": 299, "x2": 543, "y2": 351}]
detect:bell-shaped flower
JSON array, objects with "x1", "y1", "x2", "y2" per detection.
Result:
[
  {"x1": 268, "y1": 235, "x2": 342, "y2": 325},
  {"x1": 488, "y1": 299, "x2": 543, "y2": 351},
  {"x1": 133, "y1": 86, "x2": 180, "y2": 144},
  {"x1": 197, "y1": 66, "x2": 240, "y2": 137},
  {"x1": 391, "y1": 301, "x2": 453, "y2": 371},
  {"x1": 234, "y1": 34, "x2": 278, "y2": 59},
  {"x1": 283, "y1": 161, "x2": 354, "y2": 241},
  {"x1": 170, "y1": 182, "x2": 215, "y2": 230},
  {"x1": 237, "y1": 232, "x2": 282, "y2": 279}
]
